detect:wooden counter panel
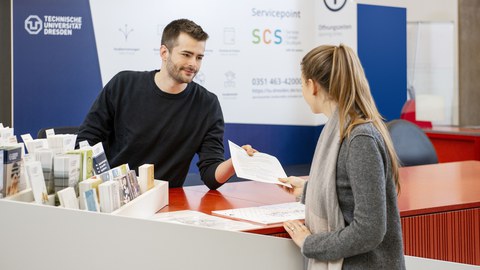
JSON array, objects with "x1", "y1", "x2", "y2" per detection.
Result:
[
  {"x1": 427, "y1": 134, "x2": 480, "y2": 162},
  {"x1": 401, "y1": 208, "x2": 480, "y2": 265},
  {"x1": 424, "y1": 126, "x2": 480, "y2": 163},
  {"x1": 185, "y1": 181, "x2": 297, "y2": 205},
  {"x1": 398, "y1": 161, "x2": 480, "y2": 216},
  {"x1": 161, "y1": 188, "x2": 264, "y2": 214}
]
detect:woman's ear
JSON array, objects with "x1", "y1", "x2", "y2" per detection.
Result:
[{"x1": 308, "y1": 79, "x2": 319, "y2": 96}]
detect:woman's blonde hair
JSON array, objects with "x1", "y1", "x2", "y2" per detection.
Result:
[{"x1": 301, "y1": 44, "x2": 400, "y2": 191}]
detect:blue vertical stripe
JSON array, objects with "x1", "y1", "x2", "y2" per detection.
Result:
[{"x1": 358, "y1": 4, "x2": 407, "y2": 121}]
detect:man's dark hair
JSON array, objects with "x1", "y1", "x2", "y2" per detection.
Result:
[{"x1": 161, "y1": 19, "x2": 209, "y2": 50}]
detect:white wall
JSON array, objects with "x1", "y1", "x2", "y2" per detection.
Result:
[
  {"x1": 357, "y1": 0, "x2": 457, "y2": 21},
  {"x1": 357, "y1": 0, "x2": 405, "y2": 8},
  {"x1": 404, "y1": 0, "x2": 457, "y2": 22}
]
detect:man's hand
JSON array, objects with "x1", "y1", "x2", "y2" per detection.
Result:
[
  {"x1": 215, "y1": 144, "x2": 257, "y2": 184},
  {"x1": 241, "y1": 144, "x2": 257, "y2": 156}
]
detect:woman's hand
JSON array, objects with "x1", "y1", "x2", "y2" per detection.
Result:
[
  {"x1": 278, "y1": 176, "x2": 306, "y2": 201},
  {"x1": 283, "y1": 220, "x2": 311, "y2": 248}
]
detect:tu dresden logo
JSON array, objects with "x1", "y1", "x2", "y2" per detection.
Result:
[{"x1": 25, "y1": 15, "x2": 43, "y2": 35}]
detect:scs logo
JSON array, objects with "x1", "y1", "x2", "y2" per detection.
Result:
[{"x1": 252, "y1": 29, "x2": 282, "y2": 45}]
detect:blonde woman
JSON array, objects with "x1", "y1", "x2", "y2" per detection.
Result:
[{"x1": 280, "y1": 44, "x2": 405, "y2": 269}]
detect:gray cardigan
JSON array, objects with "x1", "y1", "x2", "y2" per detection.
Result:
[{"x1": 301, "y1": 123, "x2": 405, "y2": 269}]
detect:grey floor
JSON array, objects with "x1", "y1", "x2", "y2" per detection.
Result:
[{"x1": 184, "y1": 163, "x2": 311, "y2": 187}]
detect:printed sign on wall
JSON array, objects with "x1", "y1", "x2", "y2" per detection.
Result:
[
  {"x1": 13, "y1": 0, "x2": 102, "y2": 137},
  {"x1": 90, "y1": 0, "x2": 357, "y2": 126}
]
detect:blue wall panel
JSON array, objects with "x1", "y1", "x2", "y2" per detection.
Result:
[
  {"x1": 13, "y1": 0, "x2": 102, "y2": 137},
  {"x1": 223, "y1": 123, "x2": 323, "y2": 165},
  {"x1": 357, "y1": 4, "x2": 407, "y2": 121}
]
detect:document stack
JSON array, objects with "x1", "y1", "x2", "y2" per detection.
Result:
[
  {"x1": 24, "y1": 161, "x2": 49, "y2": 204},
  {"x1": 78, "y1": 176, "x2": 102, "y2": 210},
  {"x1": 57, "y1": 187, "x2": 79, "y2": 209},
  {"x1": 1, "y1": 145, "x2": 23, "y2": 198},
  {"x1": 53, "y1": 154, "x2": 81, "y2": 194},
  {"x1": 34, "y1": 149, "x2": 54, "y2": 194},
  {"x1": 95, "y1": 164, "x2": 142, "y2": 211}
]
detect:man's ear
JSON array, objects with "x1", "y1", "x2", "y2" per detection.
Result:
[{"x1": 160, "y1": 45, "x2": 169, "y2": 61}]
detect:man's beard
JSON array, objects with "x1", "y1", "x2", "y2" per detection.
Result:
[{"x1": 166, "y1": 56, "x2": 197, "y2": 84}]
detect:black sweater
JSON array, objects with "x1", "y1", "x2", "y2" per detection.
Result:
[{"x1": 77, "y1": 70, "x2": 226, "y2": 189}]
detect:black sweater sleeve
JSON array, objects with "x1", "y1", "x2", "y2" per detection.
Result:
[
  {"x1": 76, "y1": 78, "x2": 115, "y2": 148},
  {"x1": 196, "y1": 96, "x2": 226, "y2": 190}
]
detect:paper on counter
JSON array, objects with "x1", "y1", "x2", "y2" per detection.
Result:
[
  {"x1": 213, "y1": 202, "x2": 305, "y2": 225},
  {"x1": 229, "y1": 140, "x2": 290, "y2": 187},
  {"x1": 150, "y1": 210, "x2": 261, "y2": 231}
]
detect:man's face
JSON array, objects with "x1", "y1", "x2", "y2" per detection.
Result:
[{"x1": 162, "y1": 32, "x2": 206, "y2": 84}]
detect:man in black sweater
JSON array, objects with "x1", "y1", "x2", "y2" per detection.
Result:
[{"x1": 77, "y1": 19, "x2": 254, "y2": 189}]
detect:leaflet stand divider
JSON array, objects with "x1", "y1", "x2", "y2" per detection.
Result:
[
  {"x1": 112, "y1": 179, "x2": 168, "y2": 218},
  {"x1": 6, "y1": 188, "x2": 56, "y2": 206},
  {"x1": 4, "y1": 179, "x2": 169, "y2": 217}
]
